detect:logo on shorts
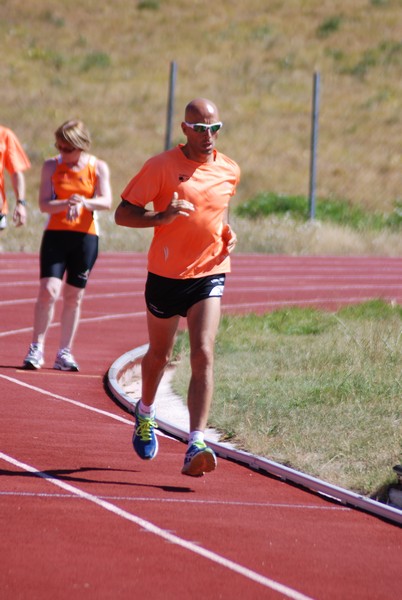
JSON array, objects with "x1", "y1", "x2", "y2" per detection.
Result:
[
  {"x1": 149, "y1": 302, "x2": 165, "y2": 316},
  {"x1": 209, "y1": 285, "x2": 224, "y2": 297},
  {"x1": 78, "y1": 269, "x2": 90, "y2": 281}
]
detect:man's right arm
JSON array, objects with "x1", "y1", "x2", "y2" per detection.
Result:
[
  {"x1": 114, "y1": 195, "x2": 195, "y2": 228},
  {"x1": 114, "y1": 200, "x2": 164, "y2": 228}
]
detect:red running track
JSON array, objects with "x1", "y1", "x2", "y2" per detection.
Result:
[{"x1": 0, "y1": 252, "x2": 401, "y2": 600}]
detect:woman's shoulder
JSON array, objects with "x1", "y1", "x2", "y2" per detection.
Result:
[
  {"x1": 42, "y1": 156, "x2": 60, "y2": 174},
  {"x1": 91, "y1": 155, "x2": 110, "y2": 178}
]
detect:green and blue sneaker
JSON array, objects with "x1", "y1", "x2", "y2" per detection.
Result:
[
  {"x1": 132, "y1": 403, "x2": 158, "y2": 460},
  {"x1": 181, "y1": 441, "x2": 217, "y2": 477}
]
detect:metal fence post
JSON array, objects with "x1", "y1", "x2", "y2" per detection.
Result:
[
  {"x1": 308, "y1": 71, "x2": 320, "y2": 220},
  {"x1": 164, "y1": 61, "x2": 177, "y2": 151}
]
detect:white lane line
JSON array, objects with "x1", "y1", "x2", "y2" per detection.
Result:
[
  {"x1": 0, "y1": 451, "x2": 316, "y2": 600},
  {"x1": 3, "y1": 292, "x2": 400, "y2": 338},
  {"x1": 0, "y1": 291, "x2": 144, "y2": 307},
  {"x1": 0, "y1": 374, "x2": 133, "y2": 425},
  {"x1": 0, "y1": 490, "x2": 347, "y2": 511},
  {"x1": 0, "y1": 282, "x2": 394, "y2": 308},
  {"x1": 0, "y1": 373, "x2": 342, "y2": 518},
  {"x1": 0, "y1": 311, "x2": 145, "y2": 338}
]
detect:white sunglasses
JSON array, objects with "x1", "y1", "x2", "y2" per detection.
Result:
[{"x1": 184, "y1": 122, "x2": 223, "y2": 134}]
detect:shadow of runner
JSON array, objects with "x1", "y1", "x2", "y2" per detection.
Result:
[{"x1": 0, "y1": 467, "x2": 194, "y2": 493}]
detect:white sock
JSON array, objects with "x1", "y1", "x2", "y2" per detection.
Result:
[
  {"x1": 138, "y1": 400, "x2": 155, "y2": 418},
  {"x1": 189, "y1": 430, "x2": 204, "y2": 446}
]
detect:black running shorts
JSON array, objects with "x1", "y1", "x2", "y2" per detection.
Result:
[
  {"x1": 145, "y1": 272, "x2": 226, "y2": 318},
  {"x1": 40, "y1": 230, "x2": 99, "y2": 289}
]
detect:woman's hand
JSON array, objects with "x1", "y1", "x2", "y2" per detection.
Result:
[{"x1": 66, "y1": 194, "x2": 85, "y2": 222}]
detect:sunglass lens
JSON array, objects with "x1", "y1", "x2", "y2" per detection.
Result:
[{"x1": 192, "y1": 124, "x2": 221, "y2": 133}]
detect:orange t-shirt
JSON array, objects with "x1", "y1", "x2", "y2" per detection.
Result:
[
  {"x1": 46, "y1": 155, "x2": 99, "y2": 235},
  {"x1": 0, "y1": 126, "x2": 31, "y2": 213},
  {"x1": 121, "y1": 146, "x2": 240, "y2": 279}
]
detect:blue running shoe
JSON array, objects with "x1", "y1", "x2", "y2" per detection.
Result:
[
  {"x1": 181, "y1": 441, "x2": 217, "y2": 477},
  {"x1": 132, "y1": 403, "x2": 158, "y2": 460}
]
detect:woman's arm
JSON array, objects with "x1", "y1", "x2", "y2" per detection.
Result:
[
  {"x1": 81, "y1": 159, "x2": 112, "y2": 212},
  {"x1": 38, "y1": 159, "x2": 69, "y2": 214}
]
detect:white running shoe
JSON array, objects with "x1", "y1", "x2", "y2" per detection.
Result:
[
  {"x1": 23, "y1": 344, "x2": 44, "y2": 370},
  {"x1": 53, "y1": 348, "x2": 79, "y2": 371},
  {"x1": 0, "y1": 214, "x2": 7, "y2": 230}
]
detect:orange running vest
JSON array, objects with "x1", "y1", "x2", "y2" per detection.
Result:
[{"x1": 46, "y1": 155, "x2": 98, "y2": 235}]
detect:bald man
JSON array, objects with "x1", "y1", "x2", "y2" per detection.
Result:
[{"x1": 115, "y1": 98, "x2": 240, "y2": 477}]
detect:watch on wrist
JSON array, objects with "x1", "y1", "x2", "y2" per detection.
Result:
[{"x1": 17, "y1": 199, "x2": 27, "y2": 206}]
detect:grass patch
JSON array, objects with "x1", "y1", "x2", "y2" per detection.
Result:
[
  {"x1": 316, "y1": 16, "x2": 343, "y2": 39},
  {"x1": 171, "y1": 301, "x2": 402, "y2": 497},
  {"x1": 343, "y1": 40, "x2": 402, "y2": 79},
  {"x1": 80, "y1": 51, "x2": 111, "y2": 72},
  {"x1": 137, "y1": 0, "x2": 160, "y2": 9},
  {"x1": 234, "y1": 191, "x2": 402, "y2": 231}
]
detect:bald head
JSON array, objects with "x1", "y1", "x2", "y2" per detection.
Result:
[{"x1": 184, "y1": 98, "x2": 220, "y2": 123}]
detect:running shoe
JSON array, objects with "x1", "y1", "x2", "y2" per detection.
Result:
[
  {"x1": 53, "y1": 348, "x2": 79, "y2": 371},
  {"x1": 132, "y1": 402, "x2": 158, "y2": 460},
  {"x1": 0, "y1": 214, "x2": 7, "y2": 230},
  {"x1": 23, "y1": 344, "x2": 44, "y2": 370},
  {"x1": 181, "y1": 441, "x2": 217, "y2": 477}
]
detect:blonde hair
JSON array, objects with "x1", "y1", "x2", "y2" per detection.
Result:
[{"x1": 55, "y1": 120, "x2": 91, "y2": 151}]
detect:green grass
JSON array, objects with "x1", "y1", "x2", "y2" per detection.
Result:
[
  {"x1": 171, "y1": 300, "x2": 402, "y2": 498},
  {"x1": 234, "y1": 192, "x2": 402, "y2": 231}
]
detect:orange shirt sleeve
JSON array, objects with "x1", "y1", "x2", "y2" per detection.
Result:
[{"x1": 3, "y1": 128, "x2": 31, "y2": 174}]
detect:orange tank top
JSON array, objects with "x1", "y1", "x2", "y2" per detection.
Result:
[{"x1": 46, "y1": 155, "x2": 98, "y2": 235}]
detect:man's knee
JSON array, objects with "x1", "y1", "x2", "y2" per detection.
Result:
[
  {"x1": 147, "y1": 347, "x2": 171, "y2": 369},
  {"x1": 191, "y1": 344, "x2": 214, "y2": 373}
]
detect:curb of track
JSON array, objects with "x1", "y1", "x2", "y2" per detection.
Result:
[{"x1": 107, "y1": 345, "x2": 402, "y2": 527}]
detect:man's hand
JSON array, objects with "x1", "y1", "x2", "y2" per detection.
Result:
[
  {"x1": 223, "y1": 223, "x2": 237, "y2": 254},
  {"x1": 163, "y1": 192, "x2": 195, "y2": 223},
  {"x1": 12, "y1": 203, "x2": 27, "y2": 227},
  {"x1": 216, "y1": 224, "x2": 237, "y2": 264}
]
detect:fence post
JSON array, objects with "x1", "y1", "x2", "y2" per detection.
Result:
[
  {"x1": 308, "y1": 71, "x2": 320, "y2": 220},
  {"x1": 164, "y1": 61, "x2": 178, "y2": 151}
]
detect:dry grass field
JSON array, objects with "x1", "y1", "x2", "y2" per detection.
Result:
[{"x1": 1, "y1": 0, "x2": 402, "y2": 253}]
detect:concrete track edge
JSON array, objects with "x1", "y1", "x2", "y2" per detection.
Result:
[{"x1": 107, "y1": 345, "x2": 402, "y2": 527}]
